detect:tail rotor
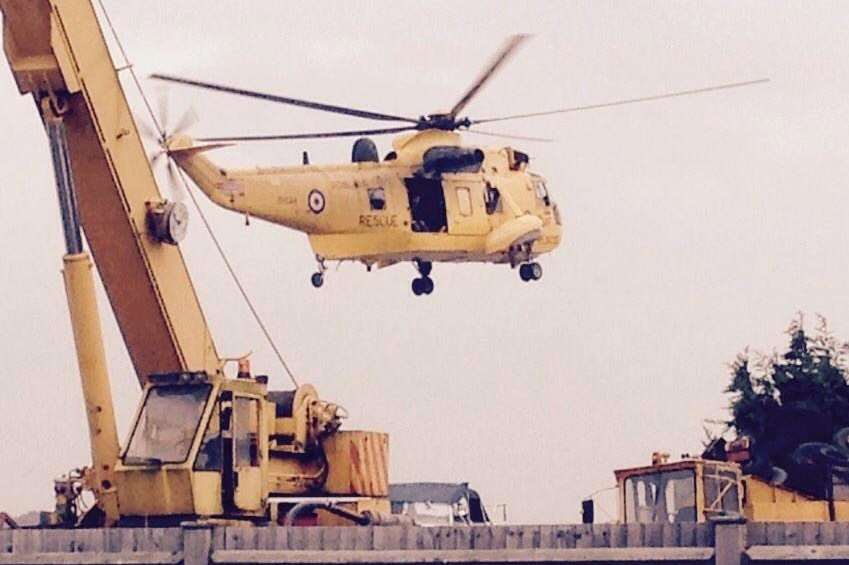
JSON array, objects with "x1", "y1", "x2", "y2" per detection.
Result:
[{"x1": 140, "y1": 90, "x2": 198, "y2": 201}]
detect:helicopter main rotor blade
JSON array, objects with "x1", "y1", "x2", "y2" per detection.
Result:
[
  {"x1": 471, "y1": 78, "x2": 770, "y2": 125},
  {"x1": 449, "y1": 34, "x2": 530, "y2": 118},
  {"x1": 197, "y1": 125, "x2": 418, "y2": 143},
  {"x1": 465, "y1": 128, "x2": 554, "y2": 143},
  {"x1": 151, "y1": 73, "x2": 420, "y2": 124}
]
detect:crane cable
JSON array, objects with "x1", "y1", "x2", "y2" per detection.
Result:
[{"x1": 96, "y1": 0, "x2": 299, "y2": 388}]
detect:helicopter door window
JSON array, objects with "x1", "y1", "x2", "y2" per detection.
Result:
[
  {"x1": 484, "y1": 185, "x2": 501, "y2": 215},
  {"x1": 368, "y1": 187, "x2": 386, "y2": 211},
  {"x1": 456, "y1": 187, "x2": 472, "y2": 216}
]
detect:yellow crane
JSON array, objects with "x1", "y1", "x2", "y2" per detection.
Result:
[
  {"x1": 1, "y1": 0, "x2": 387, "y2": 527},
  {"x1": 584, "y1": 451, "x2": 849, "y2": 525}
]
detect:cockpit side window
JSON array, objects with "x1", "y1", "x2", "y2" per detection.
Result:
[
  {"x1": 534, "y1": 180, "x2": 551, "y2": 206},
  {"x1": 509, "y1": 150, "x2": 530, "y2": 171},
  {"x1": 368, "y1": 187, "x2": 386, "y2": 211},
  {"x1": 485, "y1": 185, "x2": 501, "y2": 215}
]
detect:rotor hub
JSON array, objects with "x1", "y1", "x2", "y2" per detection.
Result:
[{"x1": 419, "y1": 114, "x2": 471, "y2": 131}]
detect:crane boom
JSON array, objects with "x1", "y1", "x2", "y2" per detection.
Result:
[{"x1": 1, "y1": 0, "x2": 219, "y2": 382}]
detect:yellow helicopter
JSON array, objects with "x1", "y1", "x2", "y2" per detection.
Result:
[{"x1": 150, "y1": 35, "x2": 766, "y2": 295}]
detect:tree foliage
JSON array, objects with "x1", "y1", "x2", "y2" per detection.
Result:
[{"x1": 725, "y1": 315, "x2": 849, "y2": 496}]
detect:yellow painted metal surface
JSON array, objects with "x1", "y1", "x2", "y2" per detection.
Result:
[
  {"x1": 114, "y1": 467, "x2": 195, "y2": 516},
  {"x1": 743, "y1": 476, "x2": 832, "y2": 522},
  {"x1": 0, "y1": 0, "x2": 219, "y2": 382},
  {"x1": 62, "y1": 252, "x2": 120, "y2": 525},
  {"x1": 192, "y1": 472, "x2": 223, "y2": 517}
]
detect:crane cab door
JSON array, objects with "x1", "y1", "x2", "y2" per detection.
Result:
[
  {"x1": 222, "y1": 393, "x2": 264, "y2": 512},
  {"x1": 405, "y1": 178, "x2": 447, "y2": 233}
]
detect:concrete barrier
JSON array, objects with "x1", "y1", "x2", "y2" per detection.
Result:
[{"x1": 0, "y1": 521, "x2": 846, "y2": 564}]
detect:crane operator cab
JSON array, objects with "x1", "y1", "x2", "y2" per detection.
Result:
[
  {"x1": 112, "y1": 370, "x2": 389, "y2": 526},
  {"x1": 613, "y1": 455, "x2": 743, "y2": 524}
]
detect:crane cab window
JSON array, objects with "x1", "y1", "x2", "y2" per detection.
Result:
[
  {"x1": 703, "y1": 464, "x2": 741, "y2": 517},
  {"x1": 456, "y1": 187, "x2": 472, "y2": 216},
  {"x1": 624, "y1": 470, "x2": 696, "y2": 524},
  {"x1": 368, "y1": 187, "x2": 386, "y2": 211},
  {"x1": 485, "y1": 185, "x2": 501, "y2": 215},
  {"x1": 125, "y1": 384, "x2": 211, "y2": 465}
]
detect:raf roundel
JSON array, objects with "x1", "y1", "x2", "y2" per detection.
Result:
[{"x1": 308, "y1": 189, "x2": 326, "y2": 214}]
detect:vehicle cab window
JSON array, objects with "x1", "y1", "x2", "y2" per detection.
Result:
[
  {"x1": 195, "y1": 403, "x2": 221, "y2": 471},
  {"x1": 124, "y1": 384, "x2": 211, "y2": 465}
]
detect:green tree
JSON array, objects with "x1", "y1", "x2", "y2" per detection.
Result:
[{"x1": 725, "y1": 315, "x2": 849, "y2": 496}]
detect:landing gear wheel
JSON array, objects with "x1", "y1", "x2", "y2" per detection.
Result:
[
  {"x1": 519, "y1": 263, "x2": 543, "y2": 282},
  {"x1": 412, "y1": 278, "x2": 424, "y2": 296},
  {"x1": 415, "y1": 259, "x2": 433, "y2": 277},
  {"x1": 529, "y1": 262, "x2": 543, "y2": 281},
  {"x1": 311, "y1": 272, "x2": 324, "y2": 288},
  {"x1": 412, "y1": 276, "x2": 434, "y2": 296},
  {"x1": 422, "y1": 276, "x2": 434, "y2": 295}
]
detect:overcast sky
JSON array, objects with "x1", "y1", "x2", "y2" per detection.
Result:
[{"x1": 2, "y1": 1, "x2": 849, "y2": 523}]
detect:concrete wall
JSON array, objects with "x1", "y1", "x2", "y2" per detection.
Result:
[{"x1": 1, "y1": 521, "x2": 847, "y2": 564}]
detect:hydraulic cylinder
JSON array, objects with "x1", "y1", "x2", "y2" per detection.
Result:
[{"x1": 62, "y1": 252, "x2": 120, "y2": 525}]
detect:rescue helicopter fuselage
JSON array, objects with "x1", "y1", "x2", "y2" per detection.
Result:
[{"x1": 170, "y1": 129, "x2": 562, "y2": 294}]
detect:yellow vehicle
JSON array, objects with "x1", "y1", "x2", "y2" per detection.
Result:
[
  {"x1": 608, "y1": 453, "x2": 849, "y2": 525},
  {"x1": 1, "y1": 0, "x2": 387, "y2": 527},
  {"x1": 152, "y1": 38, "x2": 766, "y2": 295}
]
